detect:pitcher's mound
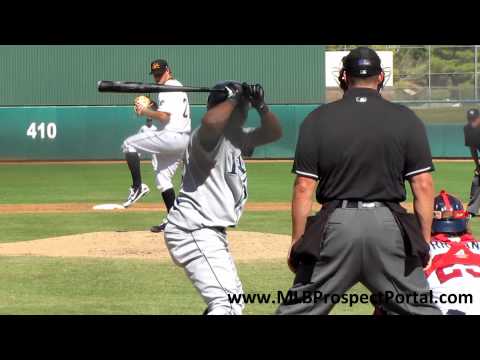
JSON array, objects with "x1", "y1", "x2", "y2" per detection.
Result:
[{"x1": 0, "y1": 231, "x2": 290, "y2": 261}]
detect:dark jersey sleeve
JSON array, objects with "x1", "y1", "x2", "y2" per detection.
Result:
[
  {"x1": 404, "y1": 112, "x2": 434, "y2": 178},
  {"x1": 465, "y1": 125, "x2": 472, "y2": 147},
  {"x1": 292, "y1": 114, "x2": 319, "y2": 180},
  {"x1": 464, "y1": 125, "x2": 480, "y2": 148}
]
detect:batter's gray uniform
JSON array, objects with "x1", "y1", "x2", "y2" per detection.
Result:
[{"x1": 164, "y1": 127, "x2": 255, "y2": 315}]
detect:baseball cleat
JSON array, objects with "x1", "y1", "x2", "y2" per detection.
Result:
[
  {"x1": 150, "y1": 219, "x2": 168, "y2": 233},
  {"x1": 123, "y1": 183, "x2": 150, "y2": 208}
]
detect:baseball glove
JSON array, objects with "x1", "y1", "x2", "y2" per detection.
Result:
[{"x1": 134, "y1": 95, "x2": 157, "y2": 115}]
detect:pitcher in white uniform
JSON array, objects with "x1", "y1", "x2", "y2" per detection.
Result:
[
  {"x1": 164, "y1": 81, "x2": 282, "y2": 315},
  {"x1": 137, "y1": 118, "x2": 159, "y2": 171},
  {"x1": 121, "y1": 59, "x2": 191, "y2": 233}
]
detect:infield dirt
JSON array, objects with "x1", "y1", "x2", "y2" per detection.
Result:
[{"x1": 0, "y1": 202, "x2": 418, "y2": 214}]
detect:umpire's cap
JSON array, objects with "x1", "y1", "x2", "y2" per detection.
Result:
[
  {"x1": 207, "y1": 80, "x2": 242, "y2": 109},
  {"x1": 467, "y1": 108, "x2": 480, "y2": 121},
  {"x1": 342, "y1": 47, "x2": 383, "y2": 77}
]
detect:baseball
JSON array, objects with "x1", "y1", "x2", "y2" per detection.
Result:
[{"x1": 134, "y1": 95, "x2": 152, "y2": 115}]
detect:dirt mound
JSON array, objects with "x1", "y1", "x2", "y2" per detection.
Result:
[{"x1": 0, "y1": 231, "x2": 291, "y2": 262}]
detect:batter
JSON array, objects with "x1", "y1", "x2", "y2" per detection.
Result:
[{"x1": 164, "y1": 81, "x2": 282, "y2": 315}]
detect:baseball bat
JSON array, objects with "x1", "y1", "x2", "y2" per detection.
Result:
[{"x1": 97, "y1": 80, "x2": 227, "y2": 94}]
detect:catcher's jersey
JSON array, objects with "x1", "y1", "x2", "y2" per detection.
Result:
[
  {"x1": 426, "y1": 234, "x2": 480, "y2": 315},
  {"x1": 138, "y1": 124, "x2": 158, "y2": 133},
  {"x1": 167, "y1": 127, "x2": 255, "y2": 231},
  {"x1": 156, "y1": 79, "x2": 191, "y2": 133}
]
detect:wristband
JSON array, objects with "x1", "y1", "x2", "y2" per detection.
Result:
[
  {"x1": 257, "y1": 102, "x2": 270, "y2": 115},
  {"x1": 227, "y1": 97, "x2": 239, "y2": 106}
]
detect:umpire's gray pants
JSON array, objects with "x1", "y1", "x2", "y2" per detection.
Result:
[
  {"x1": 276, "y1": 207, "x2": 441, "y2": 315},
  {"x1": 467, "y1": 174, "x2": 480, "y2": 215}
]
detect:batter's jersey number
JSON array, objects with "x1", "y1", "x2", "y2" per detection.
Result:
[{"x1": 26, "y1": 122, "x2": 57, "y2": 140}]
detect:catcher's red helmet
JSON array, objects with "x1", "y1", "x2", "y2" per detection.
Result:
[{"x1": 432, "y1": 190, "x2": 469, "y2": 234}]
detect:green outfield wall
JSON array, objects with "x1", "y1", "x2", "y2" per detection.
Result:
[
  {"x1": 0, "y1": 46, "x2": 472, "y2": 160},
  {"x1": 0, "y1": 105, "x2": 472, "y2": 160},
  {"x1": 0, "y1": 105, "x2": 312, "y2": 160},
  {"x1": 0, "y1": 46, "x2": 325, "y2": 106}
]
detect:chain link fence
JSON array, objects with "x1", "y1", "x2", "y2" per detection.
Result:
[
  {"x1": 326, "y1": 45, "x2": 480, "y2": 117},
  {"x1": 326, "y1": 45, "x2": 480, "y2": 156}
]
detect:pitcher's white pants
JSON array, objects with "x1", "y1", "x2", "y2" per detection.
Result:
[
  {"x1": 164, "y1": 223, "x2": 245, "y2": 315},
  {"x1": 122, "y1": 130, "x2": 188, "y2": 192}
]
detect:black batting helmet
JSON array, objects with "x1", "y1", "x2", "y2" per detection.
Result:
[
  {"x1": 338, "y1": 47, "x2": 384, "y2": 92},
  {"x1": 207, "y1": 80, "x2": 242, "y2": 109},
  {"x1": 467, "y1": 108, "x2": 480, "y2": 122}
]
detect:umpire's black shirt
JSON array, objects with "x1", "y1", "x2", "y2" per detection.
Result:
[{"x1": 293, "y1": 87, "x2": 434, "y2": 204}]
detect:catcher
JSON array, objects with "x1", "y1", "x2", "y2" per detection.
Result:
[
  {"x1": 375, "y1": 190, "x2": 480, "y2": 315},
  {"x1": 425, "y1": 190, "x2": 480, "y2": 314},
  {"x1": 121, "y1": 59, "x2": 191, "y2": 233}
]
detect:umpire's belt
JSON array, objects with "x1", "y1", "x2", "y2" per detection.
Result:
[
  {"x1": 290, "y1": 199, "x2": 430, "y2": 281},
  {"x1": 337, "y1": 200, "x2": 386, "y2": 209}
]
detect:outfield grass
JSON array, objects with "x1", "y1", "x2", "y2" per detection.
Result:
[
  {"x1": 0, "y1": 162, "x2": 294, "y2": 204},
  {"x1": 0, "y1": 211, "x2": 292, "y2": 243},
  {"x1": 0, "y1": 161, "x2": 475, "y2": 204},
  {"x1": 414, "y1": 106, "x2": 473, "y2": 124}
]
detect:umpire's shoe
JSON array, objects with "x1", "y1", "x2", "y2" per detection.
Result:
[
  {"x1": 150, "y1": 219, "x2": 168, "y2": 233},
  {"x1": 123, "y1": 183, "x2": 150, "y2": 208}
]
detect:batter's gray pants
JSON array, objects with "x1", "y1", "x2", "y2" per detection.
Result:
[
  {"x1": 467, "y1": 174, "x2": 480, "y2": 215},
  {"x1": 164, "y1": 223, "x2": 244, "y2": 315},
  {"x1": 276, "y1": 207, "x2": 441, "y2": 315}
]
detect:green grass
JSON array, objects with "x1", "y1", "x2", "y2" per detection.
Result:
[
  {"x1": 0, "y1": 162, "x2": 293, "y2": 204},
  {"x1": 414, "y1": 106, "x2": 472, "y2": 124},
  {"x1": 0, "y1": 163, "x2": 180, "y2": 204},
  {"x1": 0, "y1": 161, "x2": 476, "y2": 204},
  {"x1": 0, "y1": 256, "x2": 372, "y2": 315},
  {"x1": 0, "y1": 160, "x2": 477, "y2": 315},
  {"x1": 0, "y1": 211, "x2": 292, "y2": 243}
]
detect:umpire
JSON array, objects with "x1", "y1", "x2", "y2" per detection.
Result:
[
  {"x1": 464, "y1": 109, "x2": 480, "y2": 216},
  {"x1": 276, "y1": 47, "x2": 441, "y2": 315}
]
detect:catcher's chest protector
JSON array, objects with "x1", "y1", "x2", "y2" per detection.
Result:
[{"x1": 426, "y1": 234, "x2": 480, "y2": 315}]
